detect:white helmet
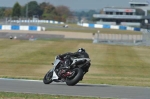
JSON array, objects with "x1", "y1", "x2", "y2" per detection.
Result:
[{"x1": 77, "y1": 48, "x2": 85, "y2": 52}]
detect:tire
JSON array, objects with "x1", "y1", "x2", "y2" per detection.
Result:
[
  {"x1": 43, "y1": 70, "x2": 53, "y2": 84},
  {"x1": 66, "y1": 68, "x2": 83, "y2": 86}
]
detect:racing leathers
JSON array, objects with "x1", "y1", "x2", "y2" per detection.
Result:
[{"x1": 58, "y1": 51, "x2": 90, "y2": 73}]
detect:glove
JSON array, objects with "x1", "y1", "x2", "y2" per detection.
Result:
[{"x1": 57, "y1": 55, "x2": 63, "y2": 59}]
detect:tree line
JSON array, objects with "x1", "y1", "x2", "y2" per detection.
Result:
[
  {"x1": 73, "y1": 10, "x2": 99, "y2": 21},
  {"x1": 0, "y1": 1, "x2": 72, "y2": 22},
  {"x1": 0, "y1": 1, "x2": 99, "y2": 22}
]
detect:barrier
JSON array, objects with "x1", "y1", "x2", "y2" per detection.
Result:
[
  {"x1": 0, "y1": 25, "x2": 2, "y2": 29},
  {"x1": 103, "y1": 24, "x2": 111, "y2": 29},
  {"x1": 0, "y1": 25, "x2": 45, "y2": 31},
  {"x1": 11, "y1": 20, "x2": 64, "y2": 24},
  {"x1": 89, "y1": 24, "x2": 95, "y2": 28},
  {"x1": 119, "y1": 26, "x2": 127, "y2": 30},
  {"x1": 78, "y1": 23, "x2": 142, "y2": 32},
  {"x1": 11, "y1": 25, "x2": 19, "y2": 30},
  {"x1": 29, "y1": 26, "x2": 37, "y2": 30},
  {"x1": 134, "y1": 27, "x2": 141, "y2": 31}
]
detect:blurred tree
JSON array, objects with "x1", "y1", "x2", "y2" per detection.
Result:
[
  {"x1": 44, "y1": 4, "x2": 56, "y2": 13},
  {"x1": 10, "y1": 1, "x2": 73, "y2": 21},
  {"x1": 23, "y1": 1, "x2": 42, "y2": 18},
  {"x1": 73, "y1": 10, "x2": 99, "y2": 21},
  {"x1": 42, "y1": 4, "x2": 58, "y2": 20},
  {"x1": 147, "y1": 10, "x2": 150, "y2": 15},
  {"x1": 39, "y1": 2, "x2": 49, "y2": 14},
  {"x1": 12, "y1": 2, "x2": 21, "y2": 17},
  {"x1": 56, "y1": 5, "x2": 72, "y2": 16},
  {"x1": 87, "y1": 10, "x2": 98, "y2": 20},
  {"x1": 56, "y1": 5, "x2": 72, "y2": 21},
  {"x1": 4, "y1": 8, "x2": 12, "y2": 17},
  {"x1": 21, "y1": 6, "x2": 25, "y2": 17},
  {"x1": 0, "y1": 8, "x2": 5, "y2": 17}
]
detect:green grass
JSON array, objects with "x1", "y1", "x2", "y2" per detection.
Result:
[
  {"x1": 0, "y1": 92, "x2": 111, "y2": 99},
  {"x1": 0, "y1": 39, "x2": 150, "y2": 87},
  {"x1": 42, "y1": 23, "x2": 142, "y2": 34}
]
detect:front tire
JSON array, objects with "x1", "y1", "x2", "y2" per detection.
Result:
[
  {"x1": 43, "y1": 70, "x2": 53, "y2": 84},
  {"x1": 66, "y1": 68, "x2": 83, "y2": 86}
]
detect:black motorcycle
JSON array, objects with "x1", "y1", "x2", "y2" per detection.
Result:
[{"x1": 43, "y1": 56, "x2": 91, "y2": 86}]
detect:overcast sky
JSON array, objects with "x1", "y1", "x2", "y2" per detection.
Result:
[{"x1": 0, "y1": 0, "x2": 148, "y2": 11}]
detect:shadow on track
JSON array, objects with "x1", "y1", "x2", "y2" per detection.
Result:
[{"x1": 49, "y1": 82, "x2": 110, "y2": 87}]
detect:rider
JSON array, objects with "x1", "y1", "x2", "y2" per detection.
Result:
[{"x1": 57, "y1": 48, "x2": 90, "y2": 73}]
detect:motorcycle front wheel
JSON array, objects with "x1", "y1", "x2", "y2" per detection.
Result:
[
  {"x1": 43, "y1": 70, "x2": 53, "y2": 84},
  {"x1": 66, "y1": 68, "x2": 83, "y2": 86}
]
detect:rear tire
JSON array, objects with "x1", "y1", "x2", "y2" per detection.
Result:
[
  {"x1": 66, "y1": 68, "x2": 83, "y2": 86},
  {"x1": 43, "y1": 70, "x2": 53, "y2": 84}
]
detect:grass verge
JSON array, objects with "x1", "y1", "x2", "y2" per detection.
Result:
[
  {"x1": 0, "y1": 92, "x2": 112, "y2": 99},
  {"x1": 0, "y1": 39, "x2": 150, "y2": 87}
]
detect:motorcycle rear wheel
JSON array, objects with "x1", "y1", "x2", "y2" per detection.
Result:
[
  {"x1": 43, "y1": 70, "x2": 53, "y2": 84},
  {"x1": 66, "y1": 68, "x2": 83, "y2": 86}
]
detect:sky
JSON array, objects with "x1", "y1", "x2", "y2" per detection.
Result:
[{"x1": 0, "y1": 0, "x2": 148, "y2": 11}]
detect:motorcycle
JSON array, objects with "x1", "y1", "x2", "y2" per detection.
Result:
[{"x1": 43, "y1": 56, "x2": 91, "y2": 86}]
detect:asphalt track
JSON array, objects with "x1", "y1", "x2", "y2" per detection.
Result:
[{"x1": 0, "y1": 78, "x2": 150, "y2": 99}]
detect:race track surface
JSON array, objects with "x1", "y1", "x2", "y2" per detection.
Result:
[
  {"x1": 0, "y1": 78, "x2": 150, "y2": 99},
  {"x1": 0, "y1": 30, "x2": 93, "y2": 40}
]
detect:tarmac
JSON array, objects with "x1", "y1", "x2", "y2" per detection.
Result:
[{"x1": 0, "y1": 30, "x2": 93, "y2": 40}]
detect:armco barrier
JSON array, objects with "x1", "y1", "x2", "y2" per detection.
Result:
[
  {"x1": 119, "y1": 26, "x2": 127, "y2": 30},
  {"x1": 11, "y1": 25, "x2": 20, "y2": 30},
  {"x1": 134, "y1": 27, "x2": 141, "y2": 31},
  {"x1": 78, "y1": 23, "x2": 142, "y2": 32},
  {"x1": 29, "y1": 26, "x2": 37, "y2": 31},
  {"x1": 103, "y1": 24, "x2": 111, "y2": 29},
  {"x1": 0, "y1": 25, "x2": 45, "y2": 31}
]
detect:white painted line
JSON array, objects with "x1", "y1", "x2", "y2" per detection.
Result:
[{"x1": 0, "y1": 78, "x2": 42, "y2": 82}]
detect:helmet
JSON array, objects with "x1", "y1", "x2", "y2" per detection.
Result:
[{"x1": 77, "y1": 48, "x2": 85, "y2": 52}]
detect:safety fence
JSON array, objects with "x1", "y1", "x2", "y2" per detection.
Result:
[
  {"x1": 93, "y1": 30, "x2": 150, "y2": 46},
  {"x1": 0, "y1": 25, "x2": 45, "y2": 31}
]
